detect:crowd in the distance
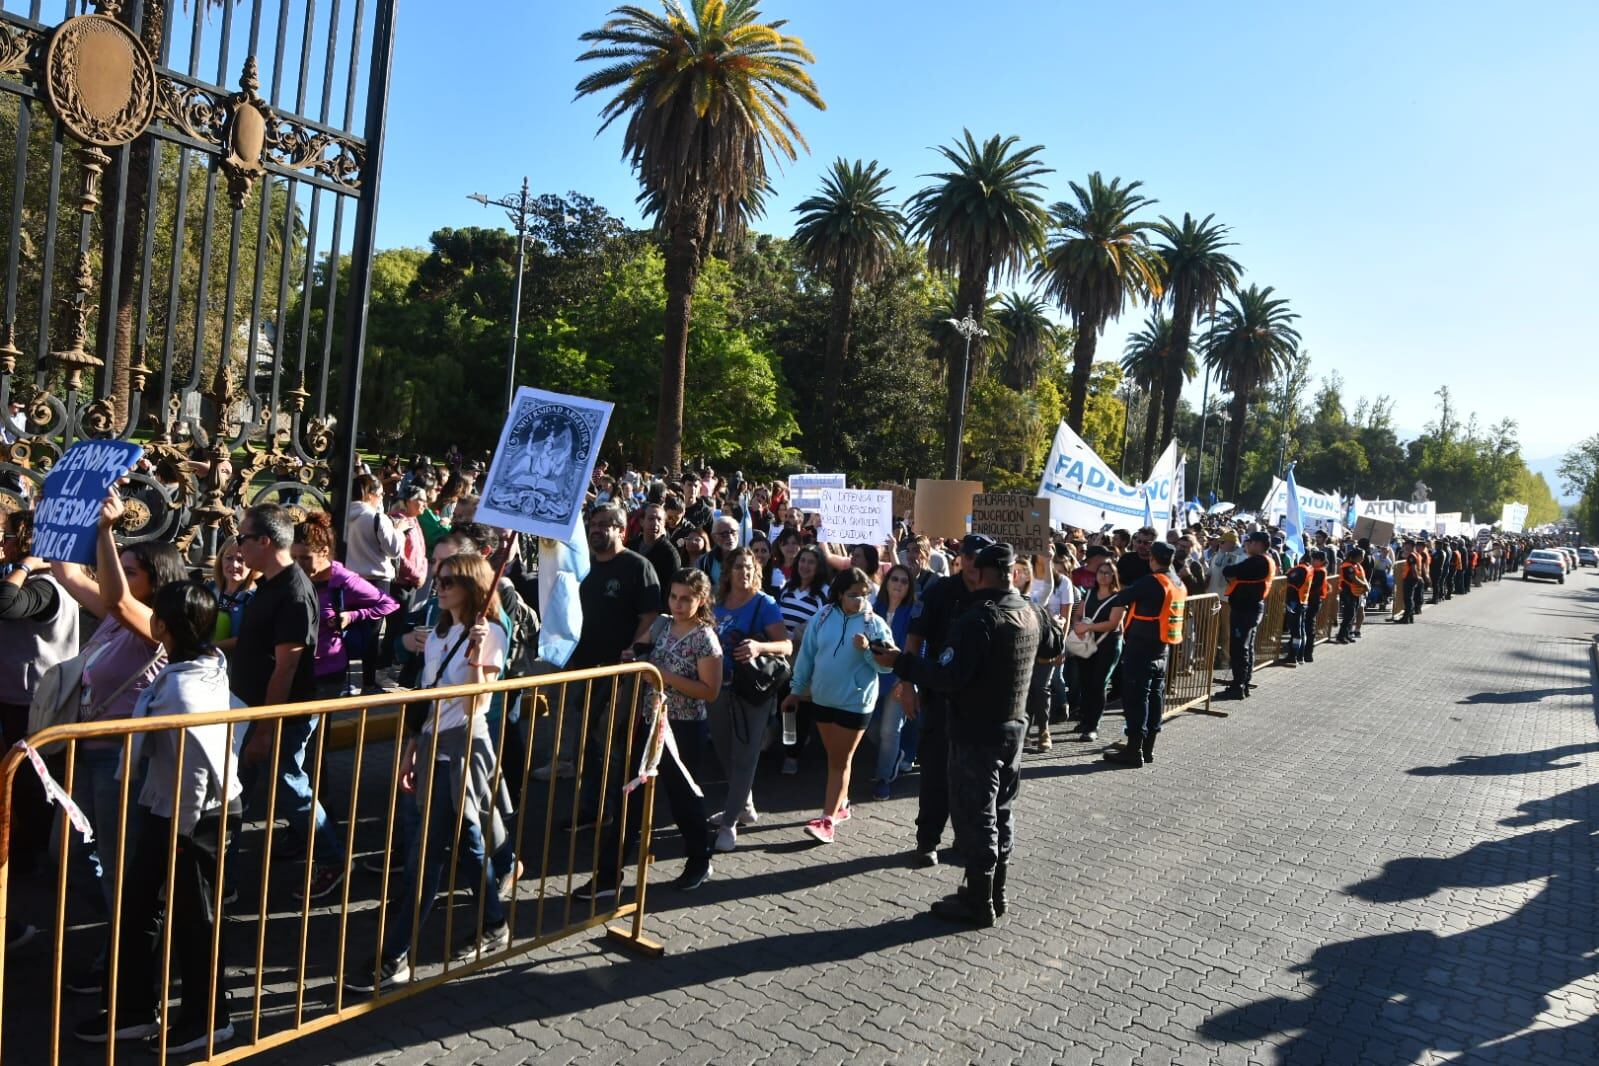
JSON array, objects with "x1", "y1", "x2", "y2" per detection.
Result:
[{"x1": 0, "y1": 447, "x2": 1566, "y2": 1053}]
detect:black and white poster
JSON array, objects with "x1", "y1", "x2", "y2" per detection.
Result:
[{"x1": 477, "y1": 387, "x2": 614, "y2": 542}]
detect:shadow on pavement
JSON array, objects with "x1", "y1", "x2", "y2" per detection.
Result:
[
  {"x1": 1407, "y1": 742, "x2": 1599, "y2": 776},
  {"x1": 1456, "y1": 684, "x2": 1591, "y2": 705}
]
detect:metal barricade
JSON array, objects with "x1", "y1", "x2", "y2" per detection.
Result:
[
  {"x1": 0, "y1": 663, "x2": 666, "y2": 1065},
  {"x1": 1163, "y1": 593, "x2": 1223, "y2": 718},
  {"x1": 1313, "y1": 577, "x2": 1341, "y2": 643},
  {"x1": 1256, "y1": 577, "x2": 1288, "y2": 660}
]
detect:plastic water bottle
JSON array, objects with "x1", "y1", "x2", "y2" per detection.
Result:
[{"x1": 782, "y1": 706, "x2": 798, "y2": 746}]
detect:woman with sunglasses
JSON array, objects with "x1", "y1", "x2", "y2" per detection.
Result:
[
  {"x1": 1070, "y1": 560, "x2": 1126, "y2": 742},
  {"x1": 782, "y1": 567, "x2": 897, "y2": 844},
  {"x1": 290, "y1": 511, "x2": 399, "y2": 695}
]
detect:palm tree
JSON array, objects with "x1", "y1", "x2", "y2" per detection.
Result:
[
  {"x1": 1204, "y1": 285, "x2": 1300, "y2": 497},
  {"x1": 907, "y1": 130, "x2": 1051, "y2": 477},
  {"x1": 576, "y1": 0, "x2": 823, "y2": 471},
  {"x1": 1121, "y1": 312, "x2": 1179, "y2": 475},
  {"x1": 1032, "y1": 173, "x2": 1163, "y2": 436},
  {"x1": 991, "y1": 291, "x2": 1055, "y2": 390},
  {"x1": 791, "y1": 158, "x2": 903, "y2": 466},
  {"x1": 1153, "y1": 212, "x2": 1241, "y2": 455}
]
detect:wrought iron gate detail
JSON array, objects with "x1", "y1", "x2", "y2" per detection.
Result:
[{"x1": 0, "y1": 0, "x2": 395, "y2": 562}]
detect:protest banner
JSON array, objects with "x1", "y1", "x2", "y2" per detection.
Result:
[
  {"x1": 477, "y1": 386, "x2": 613, "y2": 542},
  {"x1": 914, "y1": 479, "x2": 982, "y2": 539},
  {"x1": 877, "y1": 482, "x2": 916, "y2": 520},
  {"x1": 1038, "y1": 420, "x2": 1178, "y2": 532},
  {"x1": 1261, "y1": 476, "x2": 1345, "y2": 527},
  {"x1": 1357, "y1": 498, "x2": 1436, "y2": 533},
  {"x1": 789, "y1": 473, "x2": 846, "y2": 511},
  {"x1": 969, "y1": 493, "x2": 1054, "y2": 554},
  {"x1": 34, "y1": 440, "x2": 143, "y2": 564},
  {"x1": 1434, "y1": 512, "x2": 1462, "y2": 537},
  {"x1": 1499, "y1": 501, "x2": 1528, "y2": 534},
  {"x1": 1352, "y1": 515, "x2": 1395, "y2": 544},
  {"x1": 818, "y1": 488, "x2": 893, "y2": 545}
]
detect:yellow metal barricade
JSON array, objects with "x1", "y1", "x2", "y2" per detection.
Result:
[
  {"x1": 0, "y1": 663, "x2": 666, "y2": 1065},
  {"x1": 1256, "y1": 577, "x2": 1288, "y2": 662},
  {"x1": 1314, "y1": 577, "x2": 1341, "y2": 643},
  {"x1": 1163, "y1": 593, "x2": 1223, "y2": 718}
]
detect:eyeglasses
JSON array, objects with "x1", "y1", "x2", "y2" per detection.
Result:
[
  {"x1": 436, "y1": 575, "x2": 459, "y2": 589},
  {"x1": 716, "y1": 529, "x2": 737, "y2": 538}
]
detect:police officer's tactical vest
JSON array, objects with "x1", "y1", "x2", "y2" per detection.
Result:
[
  {"x1": 1127, "y1": 572, "x2": 1187, "y2": 645},
  {"x1": 1225, "y1": 554, "x2": 1277, "y2": 598}
]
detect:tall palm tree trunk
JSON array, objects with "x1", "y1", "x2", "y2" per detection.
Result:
[
  {"x1": 657, "y1": 198, "x2": 707, "y2": 472},
  {"x1": 818, "y1": 261, "x2": 856, "y2": 467},
  {"x1": 1222, "y1": 386, "x2": 1251, "y2": 499},
  {"x1": 1065, "y1": 326, "x2": 1098, "y2": 433},
  {"x1": 1159, "y1": 296, "x2": 1194, "y2": 450},
  {"x1": 1141, "y1": 380, "x2": 1163, "y2": 478},
  {"x1": 944, "y1": 275, "x2": 987, "y2": 478}
]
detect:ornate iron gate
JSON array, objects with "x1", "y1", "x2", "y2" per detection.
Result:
[{"x1": 0, "y1": 0, "x2": 395, "y2": 562}]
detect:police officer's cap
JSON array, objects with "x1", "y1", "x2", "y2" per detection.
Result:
[
  {"x1": 1245, "y1": 530, "x2": 1271, "y2": 545},
  {"x1": 974, "y1": 542, "x2": 1015, "y2": 571},
  {"x1": 1149, "y1": 541, "x2": 1176, "y2": 565},
  {"x1": 960, "y1": 533, "x2": 997, "y2": 557}
]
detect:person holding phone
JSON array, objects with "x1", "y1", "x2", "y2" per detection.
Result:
[{"x1": 783, "y1": 568, "x2": 897, "y2": 845}]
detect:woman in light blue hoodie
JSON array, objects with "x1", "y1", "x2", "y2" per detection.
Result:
[{"x1": 782, "y1": 567, "x2": 897, "y2": 844}]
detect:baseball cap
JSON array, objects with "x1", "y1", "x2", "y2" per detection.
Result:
[
  {"x1": 1149, "y1": 541, "x2": 1176, "y2": 565},
  {"x1": 974, "y1": 542, "x2": 1015, "y2": 571},
  {"x1": 960, "y1": 533, "x2": 996, "y2": 557}
]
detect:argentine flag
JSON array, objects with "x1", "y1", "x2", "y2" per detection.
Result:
[
  {"x1": 739, "y1": 492, "x2": 753, "y2": 548},
  {"x1": 1141, "y1": 484, "x2": 1156, "y2": 530},
  {"x1": 1282, "y1": 464, "x2": 1307, "y2": 562},
  {"x1": 537, "y1": 531, "x2": 590, "y2": 669}
]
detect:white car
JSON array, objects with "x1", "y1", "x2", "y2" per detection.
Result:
[
  {"x1": 1558, "y1": 547, "x2": 1579, "y2": 571},
  {"x1": 1579, "y1": 546, "x2": 1598, "y2": 568},
  {"x1": 1524, "y1": 549, "x2": 1566, "y2": 583}
]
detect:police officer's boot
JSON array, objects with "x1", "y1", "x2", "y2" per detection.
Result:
[
  {"x1": 992, "y1": 863, "x2": 1008, "y2": 919},
  {"x1": 1102, "y1": 731, "x2": 1145, "y2": 767},
  {"x1": 930, "y1": 871, "x2": 996, "y2": 927},
  {"x1": 1140, "y1": 732, "x2": 1156, "y2": 764}
]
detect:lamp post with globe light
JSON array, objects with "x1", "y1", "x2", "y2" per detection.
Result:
[
  {"x1": 468, "y1": 177, "x2": 535, "y2": 416},
  {"x1": 943, "y1": 306, "x2": 987, "y2": 479}
]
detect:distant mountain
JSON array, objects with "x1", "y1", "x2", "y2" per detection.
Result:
[{"x1": 1527, "y1": 455, "x2": 1580, "y2": 505}]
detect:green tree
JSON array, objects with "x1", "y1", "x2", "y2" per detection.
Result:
[
  {"x1": 1154, "y1": 213, "x2": 1242, "y2": 454},
  {"x1": 1080, "y1": 361, "x2": 1128, "y2": 471},
  {"x1": 790, "y1": 158, "x2": 904, "y2": 465},
  {"x1": 575, "y1": 0, "x2": 823, "y2": 471},
  {"x1": 907, "y1": 130, "x2": 1050, "y2": 477},
  {"x1": 1120, "y1": 312, "x2": 1186, "y2": 478},
  {"x1": 1204, "y1": 285, "x2": 1300, "y2": 498},
  {"x1": 990, "y1": 291, "x2": 1055, "y2": 391},
  {"x1": 1032, "y1": 173, "x2": 1162, "y2": 436}
]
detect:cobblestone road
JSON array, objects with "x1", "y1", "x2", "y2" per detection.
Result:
[{"x1": 254, "y1": 570, "x2": 1598, "y2": 1066}]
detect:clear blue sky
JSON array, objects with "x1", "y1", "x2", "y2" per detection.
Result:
[{"x1": 376, "y1": 0, "x2": 1597, "y2": 464}]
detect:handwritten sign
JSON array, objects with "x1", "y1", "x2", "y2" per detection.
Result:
[
  {"x1": 789, "y1": 473, "x2": 846, "y2": 511},
  {"x1": 818, "y1": 488, "x2": 893, "y2": 546},
  {"x1": 970, "y1": 493, "x2": 1054, "y2": 555},
  {"x1": 34, "y1": 440, "x2": 143, "y2": 564},
  {"x1": 877, "y1": 482, "x2": 915, "y2": 520}
]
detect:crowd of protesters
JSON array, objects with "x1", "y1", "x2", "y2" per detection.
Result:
[{"x1": 0, "y1": 448, "x2": 1576, "y2": 1052}]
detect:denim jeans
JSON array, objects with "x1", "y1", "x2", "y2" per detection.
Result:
[
  {"x1": 68, "y1": 745, "x2": 131, "y2": 916},
  {"x1": 241, "y1": 714, "x2": 344, "y2": 863},
  {"x1": 868, "y1": 687, "x2": 907, "y2": 784},
  {"x1": 383, "y1": 758, "x2": 506, "y2": 963},
  {"x1": 1284, "y1": 602, "x2": 1307, "y2": 661}
]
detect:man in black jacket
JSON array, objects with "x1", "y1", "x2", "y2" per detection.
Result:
[
  {"x1": 1219, "y1": 531, "x2": 1276, "y2": 700},
  {"x1": 880, "y1": 542, "x2": 1064, "y2": 927}
]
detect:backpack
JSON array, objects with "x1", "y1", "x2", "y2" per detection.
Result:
[
  {"x1": 498, "y1": 577, "x2": 540, "y2": 679},
  {"x1": 392, "y1": 513, "x2": 426, "y2": 588},
  {"x1": 719, "y1": 595, "x2": 790, "y2": 704}
]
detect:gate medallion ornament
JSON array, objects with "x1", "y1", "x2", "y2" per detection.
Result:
[{"x1": 44, "y1": 11, "x2": 157, "y2": 148}]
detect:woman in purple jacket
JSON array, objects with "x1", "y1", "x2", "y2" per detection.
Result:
[{"x1": 291, "y1": 512, "x2": 400, "y2": 693}]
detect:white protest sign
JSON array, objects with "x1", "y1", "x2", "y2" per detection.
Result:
[
  {"x1": 818, "y1": 488, "x2": 893, "y2": 545},
  {"x1": 477, "y1": 387, "x2": 614, "y2": 542},
  {"x1": 789, "y1": 473, "x2": 846, "y2": 511},
  {"x1": 1499, "y1": 501, "x2": 1528, "y2": 534},
  {"x1": 1261, "y1": 476, "x2": 1345, "y2": 526},
  {"x1": 1038, "y1": 420, "x2": 1179, "y2": 531},
  {"x1": 1358, "y1": 498, "x2": 1436, "y2": 533}
]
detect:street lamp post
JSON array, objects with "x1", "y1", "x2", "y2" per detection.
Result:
[
  {"x1": 468, "y1": 177, "x2": 535, "y2": 416},
  {"x1": 943, "y1": 306, "x2": 987, "y2": 479},
  {"x1": 1212, "y1": 410, "x2": 1231, "y2": 499},
  {"x1": 1194, "y1": 360, "x2": 1211, "y2": 501}
]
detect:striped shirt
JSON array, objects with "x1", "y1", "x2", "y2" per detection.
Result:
[{"x1": 777, "y1": 585, "x2": 826, "y2": 638}]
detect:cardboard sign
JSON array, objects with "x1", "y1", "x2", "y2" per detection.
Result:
[
  {"x1": 877, "y1": 482, "x2": 915, "y2": 520},
  {"x1": 789, "y1": 473, "x2": 846, "y2": 511},
  {"x1": 818, "y1": 488, "x2": 893, "y2": 545},
  {"x1": 1352, "y1": 515, "x2": 1395, "y2": 545},
  {"x1": 477, "y1": 386, "x2": 614, "y2": 542},
  {"x1": 970, "y1": 493, "x2": 1054, "y2": 555},
  {"x1": 34, "y1": 440, "x2": 144, "y2": 564},
  {"x1": 913, "y1": 479, "x2": 982, "y2": 540}
]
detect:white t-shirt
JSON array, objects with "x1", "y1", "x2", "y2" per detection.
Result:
[
  {"x1": 1047, "y1": 576, "x2": 1077, "y2": 617},
  {"x1": 421, "y1": 622, "x2": 507, "y2": 739}
]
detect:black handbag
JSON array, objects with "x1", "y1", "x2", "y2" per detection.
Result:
[{"x1": 722, "y1": 598, "x2": 791, "y2": 704}]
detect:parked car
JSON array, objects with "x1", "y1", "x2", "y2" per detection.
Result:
[
  {"x1": 1557, "y1": 547, "x2": 1579, "y2": 571},
  {"x1": 1578, "y1": 546, "x2": 1598, "y2": 568},
  {"x1": 1523, "y1": 549, "x2": 1566, "y2": 583}
]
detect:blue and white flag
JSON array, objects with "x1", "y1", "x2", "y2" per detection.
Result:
[
  {"x1": 738, "y1": 492, "x2": 753, "y2": 548},
  {"x1": 1346, "y1": 494, "x2": 1361, "y2": 528},
  {"x1": 1282, "y1": 464, "x2": 1306, "y2": 562},
  {"x1": 537, "y1": 532, "x2": 590, "y2": 669},
  {"x1": 1141, "y1": 484, "x2": 1156, "y2": 530}
]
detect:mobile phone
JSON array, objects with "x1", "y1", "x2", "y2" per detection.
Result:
[{"x1": 868, "y1": 638, "x2": 895, "y2": 654}]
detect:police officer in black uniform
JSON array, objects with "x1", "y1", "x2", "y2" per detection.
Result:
[
  {"x1": 880, "y1": 543, "x2": 1062, "y2": 926},
  {"x1": 1103, "y1": 540, "x2": 1185, "y2": 768},
  {"x1": 1218, "y1": 531, "x2": 1275, "y2": 700},
  {"x1": 900, "y1": 533, "x2": 989, "y2": 868}
]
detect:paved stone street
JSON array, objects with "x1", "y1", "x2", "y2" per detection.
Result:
[{"x1": 248, "y1": 570, "x2": 1597, "y2": 1066}]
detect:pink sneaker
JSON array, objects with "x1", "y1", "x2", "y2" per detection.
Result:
[
  {"x1": 833, "y1": 801, "x2": 852, "y2": 823},
  {"x1": 804, "y1": 816, "x2": 835, "y2": 844}
]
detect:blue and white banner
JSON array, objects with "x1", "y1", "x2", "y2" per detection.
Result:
[
  {"x1": 34, "y1": 440, "x2": 143, "y2": 564},
  {"x1": 789, "y1": 473, "x2": 846, "y2": 512},
  {"x1": 1261, "y1": 475, "x2": 1344, "y2": 527},
  {"x1": 1038, "y1": 421, "x2": 1178, "y2": 534},
  {"x1": 1358, "y1": 497, "x2": 1436, "y2": 534}
]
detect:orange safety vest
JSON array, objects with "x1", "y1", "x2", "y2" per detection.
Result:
[
  {"x1": 1470, "y1": 550, "x2": 1479, "y2": 567},
  {"x1": 1452, "y1": 550, "x2": 1462, "y2": 569},
  {"x1": 1308, "y1": 563, "x2": 1328, "y2": 600},
  {"x1": 1127, "y1": 572, "x2": 1188, "y2": 645},
  {"x1": 1339, "y1": 561, "x2": 1369, "y2": 594},
  {"x1": 1225, "y1": 554, "x2": 1278, "y2": 598},
  {"x1": 1285, "y1": 565, "x2": 1310, "y2": 604}
]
